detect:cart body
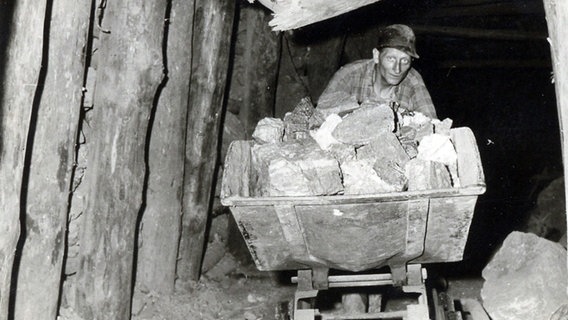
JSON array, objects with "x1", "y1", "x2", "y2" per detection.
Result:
[{"x1": 220, "y1": 127, "x2": 485, "y2": 273}]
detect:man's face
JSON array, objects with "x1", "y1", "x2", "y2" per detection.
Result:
[{"x1": 377, "y1": 47, "x2": 412, "y2": 86}]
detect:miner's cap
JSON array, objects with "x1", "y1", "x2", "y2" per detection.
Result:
[{"x1": 377, "y1": 24, "x2": 419, "y2": 59}]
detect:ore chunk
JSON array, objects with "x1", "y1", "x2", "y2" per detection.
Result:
[
  {"x1": 341, "y1": 160, "x2": 398, "y2": 195},
  {"x1": 252, "y1": 117, "x2": 284, "y2": 144},
  {"x1": 405, "y1": 158, "x2": 452, "y2": 191},
  {"x1": 332, "y1": 104, "x2": 395, "y2": 145},
  {"x1": 251, "y1": 140, "x2": 343, "y2": 196}
]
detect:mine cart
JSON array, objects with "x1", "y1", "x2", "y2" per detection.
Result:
[{"x1": 221, "y1": 127, "x2": 486, "y2": 320}]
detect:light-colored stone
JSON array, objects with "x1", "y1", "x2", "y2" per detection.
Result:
[
  {"x1": 400, "y1": 110, "x2": 431, "y2": 127},
  {"x1": 417, "y1": 134, "x2": 457, "y2": 166},
  {"x1": 433, "y1": 118, "x2": 453, "y2": 136},
  {"x1": 481, "y1": 231, "x2": 568, "y2": 320},
  {"x1": 341, "y1": 160, "x2": 398, "y2": 194},
  {"x1": 251, "y1": 140, "x2": 343, "y2": 196},
  {"x1": 405, "y1": 158, "x2": 452, "y2": 191},
  {"x1": 310, "y1": 114, "x2": 342, "y2": 150},
  {"x1": 327, "y1": 143, "x2": 356, "y2": 163},
  {"x1": 252, "y1": 117, "x2": 285, "y2": 144},
  {"x1": 332, "y1": 104, "x2": 395, "y2": 145}
]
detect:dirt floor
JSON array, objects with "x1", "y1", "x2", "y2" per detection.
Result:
[
  {"x1": 129, "y1": 211, "x2": 298, "y2": 320},
  {"x1": 131, "y1": 253, "x2": 296, "y2": 320}
]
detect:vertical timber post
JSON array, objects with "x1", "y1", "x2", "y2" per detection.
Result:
[
  {"x1": 13, "y1": 0, "x2": 90, "y2": 318},
  {"x1": 543, "y1": 0, "x2": 568, "y2": 296},
  {"x1": 177, "y1": 0, "x2": 236, "y2": 283},
  {"x1": 0, "y1": 1, "x2": 46, "y2": 319},
  {"x1": 73, "y1": 1, "x2": 167, "y2": 319},
  {"x1": 136, "y1": 0, "x2": 196, "y2": 295},
  {"x1": 231, "y1": 3, "x2": 281, "y2": 136}
]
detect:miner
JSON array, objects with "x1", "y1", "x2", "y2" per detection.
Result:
[{"x1": 316, "y1": 24, "x2": 437, "y2": 119}]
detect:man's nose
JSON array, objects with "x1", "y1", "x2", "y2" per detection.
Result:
[{"x1": 393, "y1": 61, "x2": 401, "y2": 73}]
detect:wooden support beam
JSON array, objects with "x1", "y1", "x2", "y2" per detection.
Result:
[
  {"x1": 257, "y1": 0, "x2": 383, "y2": 31},
  {"x1": 13, "y1": 1, "x2": 90, "y2": 319},
  {"x1": 230, "y1": 3, "x2": 281, "y2": 136},
  {"x1": 0, "y1": 1, "x2": 46, "y2": 319},
  {"x1": 412, "y1": 25, "x2": 546, "y2": 41},
  {"x1": 424, "y1": 1, "x2": 544, "y2": 18},
  {"x1": 542, "y1": 0, "x2": 568, "y2": 297},
  {"x1": 73, "y1": 1, "x2": 167, "y2": 318},
  {"x1": 135, "y1": 0, "x2": 195, "y2": 296},
  {"x1": 435, "y1": 59, "x2": 551, "y2": 69},
  {"x1": 177, "y1": 0, "x2": 236, "y2": 283}
]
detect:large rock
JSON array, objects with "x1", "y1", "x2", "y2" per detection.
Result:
[
  {"x1": 357, "y1": 131, "x2": 410, "y2": 166},
  {"x1": 310, "y1": 114, "x2": 342, "y2": 150},
  {"x1": 332, "y1": 104, "x2": 395, "y2": 145},
  {"x1": 481, "y1": 231, "x2": 568, "y2": 320},
  {"x1": 417, "y1": 134, "x2": 457, "y2": 166},
  {"x1": 373, "y1": 160, "x2": 407, "y2": 191},
  {"x1": 316, "y1": 92, "x2": 360, "y2": 118},
  {"x1": 405, "y1": 158, "x2": 452, "y2": 191},
  {"x1": 525, "y1": 177, "x2": 566, "y2": 243},
  {"x1": 341, "y1": 160, "x2": 398, "y2": 194},
  {"x1": 283, "y1": 97, "x2": 314, "y2": 141},
  {"x1": 252, "y1": 117, "x2": 284, "y2": 144},
  {"x1": 251, "y1": 140, "x2": 343, "y2": 196}
]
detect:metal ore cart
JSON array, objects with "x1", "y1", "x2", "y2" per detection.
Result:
[{"x1": 220, "y1": 127, "x2": 486, "y2": 320}]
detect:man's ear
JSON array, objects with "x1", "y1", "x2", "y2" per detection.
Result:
[{"x1": 372, "y1": 48, "x2": 380, "y2": 63}]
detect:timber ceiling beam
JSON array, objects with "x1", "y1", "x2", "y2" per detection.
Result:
[
  {"x1": 423, "y1": 2, "x2": 544, "y2": 18},
  {"x1": 412, "y1": 25, "x2": 546, "y2": 41},
  {"x1": 253, "y1": 0, "x2": 383, "y2": 30}
]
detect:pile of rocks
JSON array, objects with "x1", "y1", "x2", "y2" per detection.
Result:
[{"x1": 250, "y1": 98, "x2": 459, "y2": 197}]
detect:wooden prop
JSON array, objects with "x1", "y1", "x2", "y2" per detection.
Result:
[
  {"x1": 14, "y1": 1, "x2": 90, "y2": 319},
  {"x1": 136, "y1": 0, "x2": 195, "y2": 295},
  {"x1": 73, "y1": 1, "x2": 167, "y2": 318},
  {"x1": 177, "y1": 0, "x2": 236, "y2": 282},
  {"x1": 543, "y1": 0, "x2": 568, "y2": 296},
  {"x1": 0, "y1": 1, "x2": 46, "y2": 318},
  {"x1": 230, "y1": 4, "x2": 281, "y2": 136}
]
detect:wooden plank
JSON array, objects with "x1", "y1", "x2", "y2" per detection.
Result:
[
  {"x1": 274, "y1": 205, "x2": 309, "y2": 259},
  {"x1": 0, "y1": 1, "x2": 46, "y2": 318},
  {"x1": 423, "y1": 1, "x2": 544, "y2": 18},
  {"x1": 135, "y1": 0, "x2": 195, "y2": 296},
  {"x1": 435, "y1": 59, "x2": 551, "y2": 69},
  {"x1": 221, "y1": 140, "x2": 252, "y2": 201},
  {"x1": 177, "y1": 0, "x2": 236, "y2": 283},
  {"x1": 222, "y1": 185, "x2": 486, "y2": 206},
  {"x1": 542, "y1": 0, "x2": 568, "y2": 296},
  {"x1": 412, "y1": 25, "x2": 546, "y2": 41},
  {"x1": 229, "y1": 3, "x2": 281, "y2": 136},
  {"x1": 13, "y1": 0, "x2": 89, "y2": 319},
  {"x1": 257, "y1": 0, "x2": 383, "y2": 31},
  {"x1": 451, "y1": 127, "x2": 485, "y2": 188},
  {"x1": 73, "y1": 1, "x2": 167, "y2": 318}
]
